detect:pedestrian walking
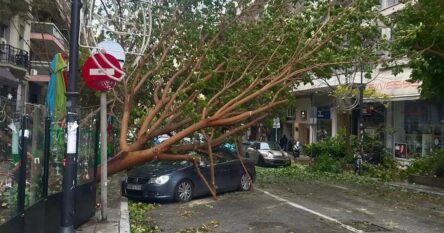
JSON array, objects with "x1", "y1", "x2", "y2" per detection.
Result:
[{"x1": 279, "y1": 135, "x2": 288, "y2": 151}]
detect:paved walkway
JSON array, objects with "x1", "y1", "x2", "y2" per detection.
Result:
[
  {"x1": 294, "y1": 155, "x2": 444, "y2": 197},
  {"x1": 77, "y1": 173, "x2": 129, "y2": 233},
  {"x1": 389, "y1": 181, "x2": 444, "y2": 197}
]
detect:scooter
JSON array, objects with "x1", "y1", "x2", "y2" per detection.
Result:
[{"x1": 293, "y1": 144, "x2": 300, "y2": 158}]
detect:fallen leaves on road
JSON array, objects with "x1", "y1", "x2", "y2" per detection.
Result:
[
  {"x1": 128, "y1": 201, "x2": 161, "y2": 233},
  {"x1": 176, "y1": 220, "x2": 220, "y2": 233},
  {"x1": 178, "y1": 207, "x2": 195, "y2": 219}
]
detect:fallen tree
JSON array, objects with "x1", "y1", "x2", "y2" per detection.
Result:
[{"x1": 92, "y1": 0, "x2": 386, "y2": 194}]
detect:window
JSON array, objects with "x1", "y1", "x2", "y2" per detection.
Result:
[
  {"x1": 287, "y1": 108, "x2": 295, "y2": 118},
  {"x1": 392, "y1": 100, "x2": 444, "y2": 159},
  {"x1": 260, "y1": 142, "x2": 281, "y2": 150},
  {"x1": 0, "y1": 23, "x2": 7, "y2": 39},
  {"x1": 381, "y1": 0, "x2": 399, "y2": 9}
]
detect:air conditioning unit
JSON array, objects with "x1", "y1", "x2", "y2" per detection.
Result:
[
  {"x1": 0, "y1": 37, "x2": 6, "y2": 45},
  {"x1": 31, "y1": 69, "x2": 38, "y2": 75}
]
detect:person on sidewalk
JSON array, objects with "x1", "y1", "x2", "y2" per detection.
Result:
[
  {"x1": 279, "y1": 135, "x2": 288, "y2": 151},
  {"x1": 288, "y1": 138, "x2": 294, "y2": 154}
]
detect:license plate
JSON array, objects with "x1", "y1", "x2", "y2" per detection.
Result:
[{"x1": 127, "y1": 184, "x2": 142, "y2": 190}]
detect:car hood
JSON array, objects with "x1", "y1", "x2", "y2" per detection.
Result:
[
  {"x1": 259, "y1": 150, "x2": 286, "y2": 157},
  {"x1": 128, "y1": 163, "x2": 190, "y2": 178}
]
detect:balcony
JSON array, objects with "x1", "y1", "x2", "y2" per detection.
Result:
[
  {"x1": 0, "y1": 43, "x2": 29, "y2": 73},
  {"x1": 31, "y1": 22, "x2": 68, "y2": 58},
  {"x1": 29, "y1": 60, "x2": 50, "y2": 83}
]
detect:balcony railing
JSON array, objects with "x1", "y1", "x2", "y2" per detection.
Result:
[
  {"x1": 31, "y1": 22, "x2": 68, "y2": 48},
  {"x1": 30, "y1": 60, "x2": 51, "y2": 76},
  {"x1": 0, "y1": 44, "x2": 29, "y2": 70}
]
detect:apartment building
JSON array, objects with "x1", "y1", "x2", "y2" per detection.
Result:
[
  {"x1": 28, "y1": 0, "x2": 69, "y2": 104},
  {"x1": 0, "y1": 11, "x2": 31, "y2": 108},
  {"x1": 0, "y1": 0, "x2": 69, "y2": 108}
]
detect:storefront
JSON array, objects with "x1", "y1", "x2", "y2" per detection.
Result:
[
  {"x1": 387, "y1": 100, "x2": 444, "y2": 159},
  {"x1": 292, "y1": 67, "x2": 443, "y2": 160},
  {"x1": 365, "y1": 67, "x2": 443, "y2": 160},
  {"x1": 292, "y1": 93, "x2": 335, "y2": 144}
]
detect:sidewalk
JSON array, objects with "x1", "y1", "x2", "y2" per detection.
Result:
[
  {"x1": 77, "y1": 173, "x2": 130, "y2": 233},
  {"x1": 292, "y1": 155, "x2": 444, "y2": 197},
  {"x1": 389, "y1": 181, "x2": 444, "y2": 197}
]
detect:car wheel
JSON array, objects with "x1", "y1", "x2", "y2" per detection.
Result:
[
  {"x1": 239, "y1": 173, "x2": 252, "y2": 191},
  {"x1": 175, "y1": 180, "x2": 193, "y2": 202}
]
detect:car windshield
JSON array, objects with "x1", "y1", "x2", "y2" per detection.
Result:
[{"x1": 260, "y1": 142, "x2": 281, "y2": 150}]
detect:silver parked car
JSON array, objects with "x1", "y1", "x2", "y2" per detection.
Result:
[{"x1": 245, "y1": 141, "x2": 291, "y2": 167}]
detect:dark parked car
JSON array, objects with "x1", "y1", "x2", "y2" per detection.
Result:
[
  {"x1": 245, "y1": 141, "x2": 292, "y2": 167},
  {"x1": 121, "y1": 147, "x2": 256, "y2": 202}
]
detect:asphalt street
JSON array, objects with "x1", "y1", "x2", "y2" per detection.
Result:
[{"x1": 143, "y1": 179, "x2": 444, "y2": 233}]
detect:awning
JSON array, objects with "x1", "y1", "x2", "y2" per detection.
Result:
[{"x1": 0, "y1": 68, "x2": 19, "y2": 87}]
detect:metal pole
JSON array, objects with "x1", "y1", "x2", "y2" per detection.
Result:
[
  {"x1": 61, "y1": 0, "x2": 82, "y2": 232},
  {"x1": 100, "y1": 92, "x2": 108, "y2": 221},
  {"x1": 94, "y1": 112, "x2": 100, "y2": 180},
  {"x1": 275, "y1": 128, "x2": 277, "y2": 142},
  {"x1": 358, "y1": 63, "x2": 364, "y2": 156},
  {"x1": 42, "y1": 117, "x2": 51, "y2": 198},
  {"x1": 17, "y1": 116, "x2": 28, "y2": 213}
]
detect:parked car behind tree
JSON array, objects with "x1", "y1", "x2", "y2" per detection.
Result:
[{"x1": 245, "y1": 141, "x2": 291, "y2": 167}]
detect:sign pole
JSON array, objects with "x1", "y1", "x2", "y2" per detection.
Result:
[
  {"x1": 275, "y1": 128, "x2": 277, "y2": 142},
  {"x1": 61, "y1": 0, "x2": 81, "y2": 232},
  {"x1": 100, "y1": 92, "x2": 108, "y2": 221},
  {"x1": 82, "y1": 47, "x2": 123, "y2": 223}
]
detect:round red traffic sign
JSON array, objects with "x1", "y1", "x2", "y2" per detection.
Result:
[{"x1": 82, "y1": 53, "x2": 122, "y2": 92}]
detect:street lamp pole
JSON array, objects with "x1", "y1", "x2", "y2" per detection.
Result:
[
  {"x1": 358, "y1": 63, "x2": 365, "y2": 159},
  {"x1": 61, "y1": 0, "x2": 82, "y2": 232}
]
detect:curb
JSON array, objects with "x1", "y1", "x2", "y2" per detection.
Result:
[{"x1": 119, "y1": 197, "x2": 130, "y2": 233}]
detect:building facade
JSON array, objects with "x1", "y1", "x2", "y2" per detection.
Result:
[
  {"x1": 286, "y1": 0, "x2": 442, "y2": 161},
  {"x1": 0, "y1": 0, "x2": 69, "y2": 106},
  {"x1": 28, "y1": 0, "x2": 69, "y2": 104},
  {"x1": 0, "y1": 13, "x2": 31, "y2": 108}
]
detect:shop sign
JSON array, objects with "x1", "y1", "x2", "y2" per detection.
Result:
[
  {"x1": 317, "y1": 108, "x2": 330, "y2": 119},
  {"x1": 365, "y1": 69, "x2": 420, "y2": 99}
]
